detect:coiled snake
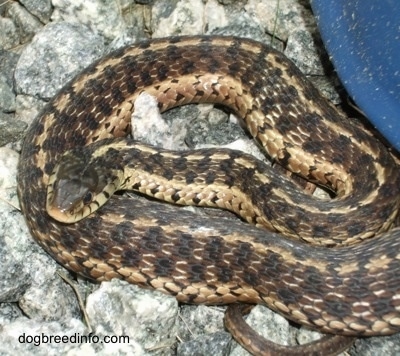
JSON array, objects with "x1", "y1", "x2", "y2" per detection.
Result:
[{"x1": 17, "y1": 36, "x2": 400, "y2": 354}]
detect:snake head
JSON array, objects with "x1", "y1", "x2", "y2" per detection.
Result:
[
  {"x1": 46, "y1": 149, "x2": 100, "y2": 223},
  {"x1": 46, "y1": 139, "x2": 127, "y2": 223}
]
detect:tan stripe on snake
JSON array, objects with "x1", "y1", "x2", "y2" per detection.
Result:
[{"x1": 17, "y1": 36, "x2": 400, "y2": 355}]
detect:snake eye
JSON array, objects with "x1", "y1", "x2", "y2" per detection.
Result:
[{"x1": 83, "y1": 191, "x2": 93, "y2": 205}]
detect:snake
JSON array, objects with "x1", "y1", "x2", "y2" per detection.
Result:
[{"x1": 17, "y1": 36, "x2": 400, "y2": 354}]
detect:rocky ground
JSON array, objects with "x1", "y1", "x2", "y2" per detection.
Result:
[{"x1": 0, "y1": 0, "x2": 399, "y2": 355}]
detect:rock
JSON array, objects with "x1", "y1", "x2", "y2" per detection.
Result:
[
  {"x1": 0, "y1": 75, "x2": 16, "y2": 113},
  {"x1": 86, "y1": 280, "x2": 178, "y2": 354},
  {"x1": 0, "y1": 113, "x2": 27, "y2": 146},
  {"x1": 0, "y1": 318, "x2": 89, "y2": 355},
  {"x1": 177, "y1": 331, "x2": 231, "y2": 356},
  {"x1": 5, "y1": 2, "x2": 43, "y2": 44},
  {"x1": 0, "y1": 50, "x2": 19, "y2": 88},
  {"x1": 52, "y1": 0, "x2": 136, "y2": 43},
  {"x1": 0, "y1": 18, "x2": 20, "y2": 50},
  {"x1": 0, "y1": 147, "x2": 31, "y2": 302},
  {"x1": 350, "y1": 334, "x2": 400, "y2": 356},
  {"x1": 19, "y1": 0, "x2": 53, "y2": 24},
  {"x1": 14, "y1": 22, "x2": 104, "y2": 99}
]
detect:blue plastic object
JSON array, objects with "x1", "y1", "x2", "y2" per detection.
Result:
[{"x1": 311, "y1": 0, "x2": 400, "y2": 151}]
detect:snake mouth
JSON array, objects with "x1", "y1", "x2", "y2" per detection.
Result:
[
  {"x1": 45, "y1": 173, "x2": 95, "y2": 223},
  {"x1": 46, "y1": 180, "x2": 99, "y2": 224},
  {"x1": 46, "y1": 203, "x2": 78, "y2": 224}
]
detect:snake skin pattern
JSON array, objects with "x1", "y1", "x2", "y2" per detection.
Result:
[{"x1": 17, "y1": 36, "x2": 400, "y2": 351}]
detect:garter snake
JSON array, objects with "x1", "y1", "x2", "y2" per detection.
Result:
[{"x1": 17, "y1": 36, "x2": 400, "y2": 354}]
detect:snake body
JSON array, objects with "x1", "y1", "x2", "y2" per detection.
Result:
[{"x1": 18, "y1": 36, "x2": 400, "y2": 346}]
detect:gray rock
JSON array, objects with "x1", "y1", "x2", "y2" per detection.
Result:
[
  {"x1": 208, "y1": 7, "x2": 267, "y2": 43},
  {"x1": 0, "y1": 302, "x2": 24, "y2": 325},
  {"x1": 0, "y1": 54, "x2": 26, "y2": 146},
  {"x1": 0, "y1": 50, "x2": 19, "y2": 88},
  {"x1": 152, "y1": 0, "x2": 205, "y2": 37},
  {"x1": 178, "y1": 305, "x2": 226, "y2": 340},
  {"x1": 14, "y1": 22, "x2": 104, "y2": 99},
  {"x1": 5, "y1": 1, "x2": 43, "y2": 44},
  {"x1": 86, "y1": 280, "x2": 178, "y2": 354},
  {"x1": 0, "y1": 318, "x2": 89, "y2": 355},
  {"x1": 15, "y1": 94, "x2": 47, "y2": 125},
  {"x1": 0, "y1": 113, "x2": 27, "y2": 146},
  {"x1": 0, "y1": 217, "x2": 30, "y2": 302},
  {"x1": 0, "y1": 17, "x2": 20, "y2": 50},
  {"x1": 285, "y1": 29, "x2": 325, "y2": 75},
  {"x1": 18, "y1": 269, "x2": 82, "y2": 322},
  {"x1": 178, "y1": 331, "x2": 232, "y2": 356},
  {"x1": 131, "y1": 92, "x2": 177, "y2": 149},
  {"x1": 351, "y1": 334, "x2": 400, "y2": 356},
  {"x1": 0, "y1": 75, "x2": 16, "y2": 113},
  {"x1": 0, "y1": 147, "x2": 31, "y2": 302},
  {"x1": 19, "y1": 0, "x2": 53, "y2": 23},
  {"x1": 101, "y1": 0, "x2": 150, "y2": 51},
  {"x1": 177, "y1": 305, "x2": 232, "y2": 355},
  {"x1": 244, "y1": 0, "x2": 314, "y2": 43},
  {"x1": 52, "y1": 0, "x2": 129, "y2": 43},
  {"x1": 185, "y1": 113, "x2": 243, "y2": 148}
]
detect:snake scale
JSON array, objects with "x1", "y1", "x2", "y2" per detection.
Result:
[{"x1": 17, "y1": 36, "x2": 400, "y2": 353}]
